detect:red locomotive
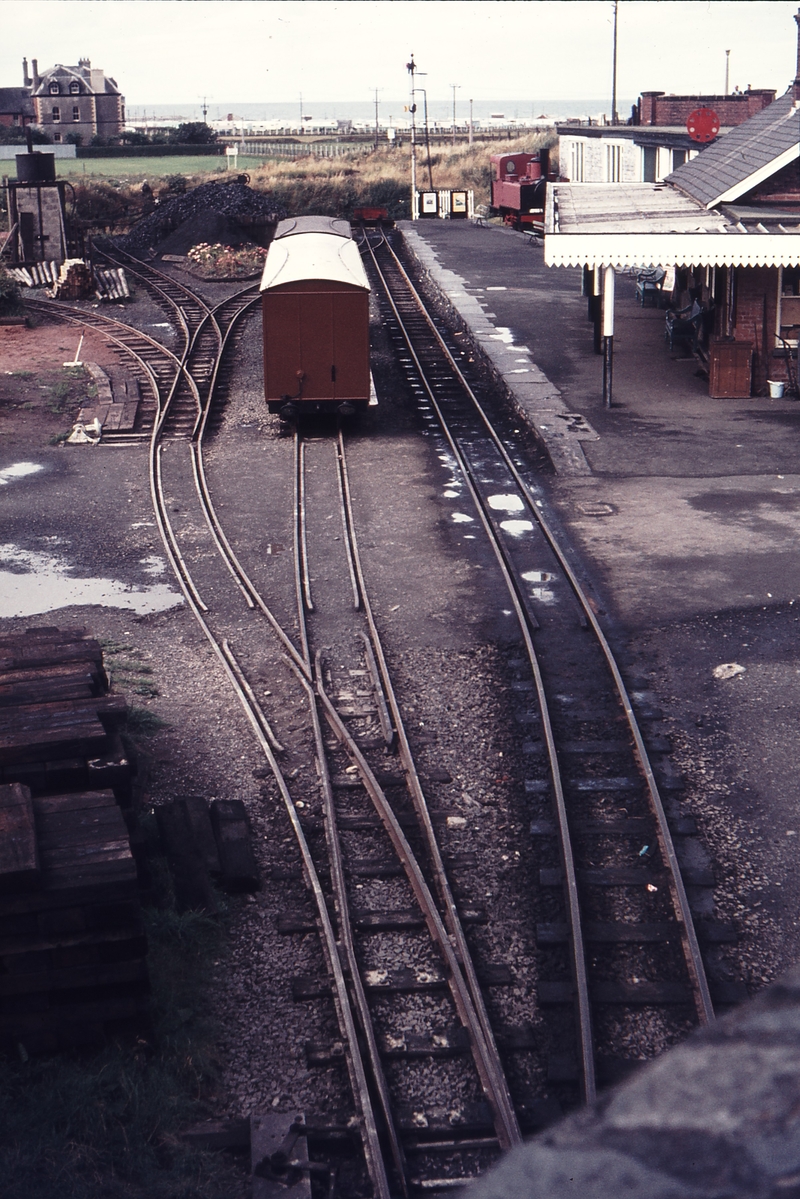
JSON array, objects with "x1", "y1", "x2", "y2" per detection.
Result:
[{"x1": 490, "y1": 150, "x2": 552, "y2": 232}]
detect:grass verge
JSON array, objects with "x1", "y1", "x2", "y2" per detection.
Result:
[{"x1": 0, "y1": 907, "x2": 244, "y2": 1199}]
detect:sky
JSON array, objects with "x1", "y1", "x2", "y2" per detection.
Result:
[{"x1": 2, "y1": 0, "x2": 799, "y2": 112}]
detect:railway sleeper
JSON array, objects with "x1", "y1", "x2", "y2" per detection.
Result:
[
  {"x1": 539, "y1": 865, "x2": 714, "y2": 887},
  {"x1": 538, "y1": 978, "x2": 747, "y2": 1005},
  {"x1": 306, "y1": 1023, "x2": 542, "y2": 1066},
  {"x1": 536, "y1": 919, "x2": 736, "y2": 944},
  {"x1": 291, "y1": 962, "x2": 513, "y2": 1000},
  {"x1": 277, "y1": 906, "x2": 488, "y2": 934}
]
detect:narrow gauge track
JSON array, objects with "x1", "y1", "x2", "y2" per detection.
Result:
[
  {"x1": 25, "y1": 261, "x2": 257, "y2": 441},
  {"x1": 124, "y1": 259, "x2": 528, "y2": 1189},
  {"x1": 361, "y1": 228, "x2": 720, "y2": 1105}
]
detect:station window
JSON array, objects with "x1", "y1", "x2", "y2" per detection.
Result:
[
  {"x1": 49, "y1": 81, "x2": 59, "y2": 95},
  {"x1": 51, "y1": 105, "x2": 60, "y2": 122},
  {"x1": 776, "y1": 266, "x2": 800, "y2": 348},
  {"x1": 72, "y1": 106, "x2": 80, "y2": 122},
  {"x1": 605, "y1": 143, "x2": 622, "y2": 183}
]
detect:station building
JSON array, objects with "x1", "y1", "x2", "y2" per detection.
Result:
[
  {"x1": 557, "y1": 87, "x2": 776, "y2": 185},
  {"x1": 545, "y1": 16, "x2": 800, "y2": 402}
]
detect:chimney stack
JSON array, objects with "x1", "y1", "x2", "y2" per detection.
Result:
[{"x1": 795, "y1": 8, "x2": 800, "y2": 99}]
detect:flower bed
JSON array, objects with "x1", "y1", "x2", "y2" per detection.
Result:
[{"x1": 186, "y1": 241, "x2": 268, "y2": 280}]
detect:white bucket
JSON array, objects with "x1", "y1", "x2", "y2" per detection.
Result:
[{"x1": 768, "y1": 380, "x2": 785, "y2": 398}]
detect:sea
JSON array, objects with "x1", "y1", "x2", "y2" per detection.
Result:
[{"x1": 126, "y1": 97, "x2": 632, "y2": 128}]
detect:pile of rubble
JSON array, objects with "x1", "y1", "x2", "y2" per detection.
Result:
[{"x1": 116, "y1": 178, "x2": 286, "y2": 260}]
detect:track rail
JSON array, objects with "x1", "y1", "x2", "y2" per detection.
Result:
[{"x1": 362, "y1": 228, "x2": 715, "y2": 1105}]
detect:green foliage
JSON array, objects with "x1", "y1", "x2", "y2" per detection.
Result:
[
  {"x1": 0, "y1": 907, "x2": 242, "y2": 1198},
  {"x1": 0, "y1": 267, "x2": 23, "y2": 317},
  {"x1": 0, "y1": 124, "x2": 51, "y2": 145},
  {"x1": 125, "y1": 706, "x2": 169, "y2": 736},
  {"x1": 171, "y1": 122, "x2": 217, "y2": 146}
]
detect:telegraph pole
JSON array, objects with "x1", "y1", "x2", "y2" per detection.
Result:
[
  {"x1": 611, "y1": 1, "x2": 619, "y2": 124},
  {"x1": 372, "y1": 87, "x2": 381, "y2": 150},
  {"x1": 406, "y1": 54, "x2": 418, "y2": 218},
  {"x1": 450, "y1": 83, "x2": 460, "y2": 144}
]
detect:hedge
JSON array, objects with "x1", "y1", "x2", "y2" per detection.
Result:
[{"x1": 76, "y1": 144, "x2": 224, "y2": 159}]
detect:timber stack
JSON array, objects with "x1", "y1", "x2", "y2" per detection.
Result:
[{"x1": 0, "y1": 628, "x2": 148, "y2": 1053}]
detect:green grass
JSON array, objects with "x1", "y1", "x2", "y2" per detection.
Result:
[
  {"x1": 57, "y1": 155, "x2": 234, "y2": 180},
  {"x1": 0, "y1": 907, "x2": 243, "y2": 1199}
]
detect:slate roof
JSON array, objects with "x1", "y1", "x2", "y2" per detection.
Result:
[
  {"x1": 666, "y1": 89, "x2": 799, "y2": 208},
  {"x1": 0, "y1": 88, "x2": 34, "y2": 119}
]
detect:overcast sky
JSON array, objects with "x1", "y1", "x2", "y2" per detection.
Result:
[{"x1": 2, "y1": 1, "x2": 798, "y2": 107}]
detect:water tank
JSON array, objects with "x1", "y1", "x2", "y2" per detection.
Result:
[{"x1": 15, "y1": 153, "x2": 56, "y2": 183}]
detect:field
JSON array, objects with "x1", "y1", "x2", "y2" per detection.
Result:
[{"x1": 50, "y1": 134, "x2": 555, "y2": 219}]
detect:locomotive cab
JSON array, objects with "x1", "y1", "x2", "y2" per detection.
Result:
[{"x1": 490, "y1": 151, "x2": 549, "y2": 231}]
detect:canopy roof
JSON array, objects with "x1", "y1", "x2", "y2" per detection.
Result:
[
  {"x1": 260, "y1": 231, "x2": 370, "y2": 291},
  {"x1": 544, "y1": 183, "x2": 800, "y2": 269}
]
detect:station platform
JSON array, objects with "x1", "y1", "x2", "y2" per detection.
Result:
[
  {"x1": 399, "y1": 220, "x2": 800, "y2": 1197},
  {"x1": 400, "y1": 219, "x2": 800, "y2": 630}
]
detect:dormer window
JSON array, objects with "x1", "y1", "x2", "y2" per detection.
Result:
[
  {"x1": 49, "y1": 81, "x2": 60, "y2": 95},
  {"x1": 69, "y1": 81, "x2": 80, "y2": 95}
]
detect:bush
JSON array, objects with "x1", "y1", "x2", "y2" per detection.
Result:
[
  {"x1": 0, "y1": 124, "x2": 51, "y2": 145},
  {"x1": 0, "y1": 267, "x2": 23, "y2": 317},
  {"x1": 171, "y1": 122, "x2": 216, "y2": 145}
]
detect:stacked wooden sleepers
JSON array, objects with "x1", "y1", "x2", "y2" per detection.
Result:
[{"x1": 0, "y1": 628, "x2": 147, "y2": 1054}]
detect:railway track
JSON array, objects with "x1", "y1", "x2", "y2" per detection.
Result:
[
  {"x1": 26, "y1": 244, "x2": 739, "y2": 1192},
  {"x1": 360, "y1": 228, "x2": 743, "y2": 1105}
]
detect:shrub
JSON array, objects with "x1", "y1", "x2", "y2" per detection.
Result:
[{"x1": 0, "y1": 267, "x2": 23, "y2": 316}]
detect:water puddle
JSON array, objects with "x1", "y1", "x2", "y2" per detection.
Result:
[
  {"x1": 0, "y1": 462, "x2": 44, "y2": 486},
  {"x1": 500, "y1": 519, "x2": 534, "y2": 535},
  {"x1": 488, "y1": 494, "x2": 525, "y2": 514},
  {"x1": 0, "y1": 543, "x2": 183, "y2": 618}
]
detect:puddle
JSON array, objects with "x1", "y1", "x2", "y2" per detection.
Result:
[
  {"x1": 488, "y1": 494, "x2": 525, "y2": 514},
  {"x1": 452, "y1": 513, "x2": 474, "y2": 524},
  {"x1": 140, "y1": 555, "x2": 167, "y2": 576},
  {"x1": 0, "y1": 543, "x2": 183, "y2": 618},
  {"x1": 500, "y1": 519, "x2": 534, "y2": 535},
  {"x1": 0, "y1": 462, "x2": 44, "y2": 486}
]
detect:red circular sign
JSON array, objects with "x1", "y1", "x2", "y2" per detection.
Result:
[{"x1": 686, "y1": 108, "x2": 720, "y2": 143}]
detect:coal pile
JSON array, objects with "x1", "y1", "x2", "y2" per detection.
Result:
[{"x1": 116, "y1": 179, "x2": 286, "y2": 260}]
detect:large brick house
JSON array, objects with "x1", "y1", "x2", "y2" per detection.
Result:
[{"x1": 24, "y1": 57, "x2": 124, "y2": 144}]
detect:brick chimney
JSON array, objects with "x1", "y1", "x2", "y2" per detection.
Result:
[{"x1": 795, "y1": 8, "x2": 800, "y2": 100}]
